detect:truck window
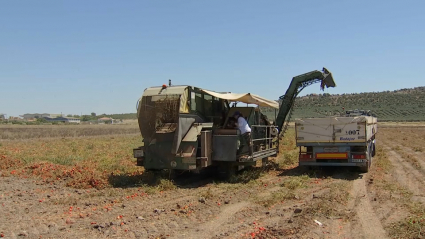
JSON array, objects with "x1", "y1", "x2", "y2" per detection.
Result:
[
  {"x1": 192, "y1": 92, "x2": 204, "y2": 115},
  {"x1": 190, "y1": 91, "x2": 196, "y2": 112},
  {"x1": 204, "y1": 94, "x2": 213, "y2": 117}
]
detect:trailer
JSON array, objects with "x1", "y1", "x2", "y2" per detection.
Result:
[{"x1": 295, "y1": 112, "x2": 377, "y2": 172}]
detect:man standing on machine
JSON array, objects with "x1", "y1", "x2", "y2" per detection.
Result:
[{"x1": 233, "y1": 111, "x2": 253, "y2": 157}]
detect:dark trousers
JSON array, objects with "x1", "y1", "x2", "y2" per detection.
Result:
[{"x1": 240, "y1": 132, "x2": 254, "y2": 156}]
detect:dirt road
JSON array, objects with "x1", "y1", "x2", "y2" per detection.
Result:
[{"x1": 1, "y1": 127, "x2": 424, "y2": 239}]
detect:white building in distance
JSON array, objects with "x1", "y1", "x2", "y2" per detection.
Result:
[
  {"x1": 43, "y1": 117, "x2": 80, "y2": 124},
  {"x1": 21, "y1": 113, "x2": 62, "y2": 120}
]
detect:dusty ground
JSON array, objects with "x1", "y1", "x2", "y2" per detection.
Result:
[{"x1": 1, "y1": 126, "x2": 425, "y2": 239}]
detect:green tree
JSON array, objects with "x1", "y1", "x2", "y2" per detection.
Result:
[
  {"x1": 81, "y1": 115, "x2": 92, "y2": 121},
  {"x1": 36, "y1": 118, "x2": 47, "y2": 123}
]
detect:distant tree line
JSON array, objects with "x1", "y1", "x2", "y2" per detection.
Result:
[{"x1": 260, "y1": 86, "x2": 425, "y2": 121}]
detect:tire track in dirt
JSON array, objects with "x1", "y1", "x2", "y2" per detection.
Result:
[
  {"x1": 399, "y1": 146, "x2": 425, "y2": 172},
  {"x1": 347, "y1": 175, "x2": 388, "y2": 239},
  {"x1": 366, "y1": 132, "x2": 425, "y2": 238},
  {"x1": 89, "y1": 179, "x2": 246, "y2": 238},
  {"x1": 172, "y1": 174, "x2": 305, "y2": 239},
  {"x1": 384, "y1": 140, "x2": 425, "y2": 174},
  {"x1": 134, "y1": 194, "x2": 197, "y2": 210},
  {"x1": 172, "y1": 201, "x2": 250, "y2": 239},
  {"x1": 382, "y1": 145, "x2": 425, "y2": 203},
  {"x1": 214, "y1": 180, "x2": 348, "y2": 239}
]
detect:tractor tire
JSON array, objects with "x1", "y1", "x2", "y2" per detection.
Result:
[
  {"x1": 262, "y1": 157, "x2": 269, "y2": 168},
  {"x1": 359, "y1": 163, "x2": 369, "y2": 173},
  {"x1": 216, "y1": 163, "x2": 237, "y2": 181},
  {"x1": 360, "y1": 148, "x2": 372, "y2": 173}
]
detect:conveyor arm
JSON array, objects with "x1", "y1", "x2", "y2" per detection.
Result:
[{"x1": 275, "y1": 68, "x2": 336, "y2": 132}]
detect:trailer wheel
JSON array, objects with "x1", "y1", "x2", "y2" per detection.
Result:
[
  {"x1": 360, "y1": 148, "x2": 372, "y2": 173},
  {"x1": 369, "y1": 147, "x2": 373, "y2": 166},
  {"x1": 371, "y1": 143, "x2": 376, "y2": 157},
  {"x1": 360, "y1": 163, "x2": 369, "y2": 173}
]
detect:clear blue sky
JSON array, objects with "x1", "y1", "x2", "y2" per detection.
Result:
[{"x1": 1, "y1": 0, "x2": 424, "y2": 117}]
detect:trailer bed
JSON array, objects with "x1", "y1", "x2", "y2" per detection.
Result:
[{"x1": 295, "y1": 116, "x2": 377, "y2": 145}]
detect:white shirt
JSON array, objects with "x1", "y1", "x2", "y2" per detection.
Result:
[{"x1": 237, "y1": 117, "x2": 251, "y2": 134}]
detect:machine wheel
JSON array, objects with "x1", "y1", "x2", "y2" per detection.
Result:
[
  {"x1": 140, "y1": 169, "x2": 161, "y2": 185},
  {"x1": 166, "y1": 169, "x2": 184, "y2": 180},
  {"x1": 216, "y1": 163, "x2": 237, "y2": 181},
  {"x1": 261, "y1": 157, "x2": 269, "y2": 168}
]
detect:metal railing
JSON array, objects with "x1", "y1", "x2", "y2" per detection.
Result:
[{"x1": 251, "y1": 125, "x2": 279, "y2": 152}]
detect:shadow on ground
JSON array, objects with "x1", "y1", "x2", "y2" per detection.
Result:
[
  {"x1": 278, "y1": 165, "x2": 364, "y2": 181},
  {"x1": 108, "y1": 162, "x2": 363, "y2": 189},
  {"x1": 108, "y1": 164, "x2": 273, "y2": 189},
  {"x1": 108, "y1": 168, "x2": 218, "y2": 189}
]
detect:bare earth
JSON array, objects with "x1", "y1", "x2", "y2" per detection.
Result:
[{"x1": 1, "y1": 126, "x2": 424, "y2": 239}]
